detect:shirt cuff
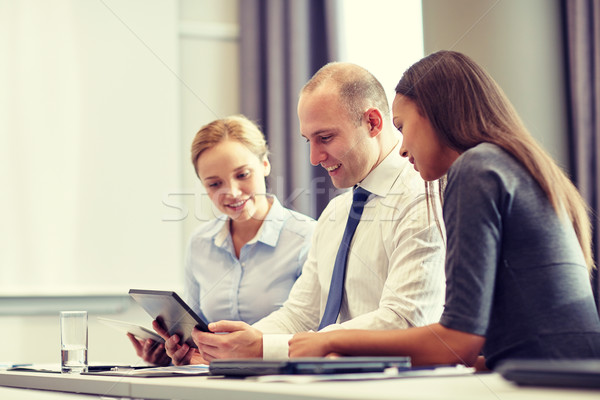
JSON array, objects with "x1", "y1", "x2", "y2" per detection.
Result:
[{"x1": 262, "y1": 334, "x2": 293, "y2": 360}]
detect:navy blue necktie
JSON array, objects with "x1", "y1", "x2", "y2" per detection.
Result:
[{"x1": 319, "y1": 186, "x2": 371, "y2": 330}]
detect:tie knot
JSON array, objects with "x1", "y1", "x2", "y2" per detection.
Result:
[
  {"x1": 353, "y1": 186, "x2": 370, "y2": 204},
  {"x1": 351, "y1": 186, "x2": 371, "y2": 215}
]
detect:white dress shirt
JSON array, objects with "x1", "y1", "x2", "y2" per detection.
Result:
[{"x1": 254, "y1": 142, "x2": 446, "y2": 359}]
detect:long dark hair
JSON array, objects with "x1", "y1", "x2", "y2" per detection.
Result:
[{"x1": 396, "y1": 50, "x2": 593, "y2": 270}]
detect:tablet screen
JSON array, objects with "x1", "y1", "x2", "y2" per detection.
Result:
[{"x1": 129, "y1": 289, "x2": 209, "y2": 348}]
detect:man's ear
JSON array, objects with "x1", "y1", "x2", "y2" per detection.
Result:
[
  {"x1": 365, "y1": 108, "x2": 384, "y2": 137},
  {"x1": 263, "y1": 157, "x2": 271, "y2": 177}
]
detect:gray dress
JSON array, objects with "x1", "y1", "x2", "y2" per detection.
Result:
[{"x1": 439, "y1": 143, "x2": 600, "y2": 369}]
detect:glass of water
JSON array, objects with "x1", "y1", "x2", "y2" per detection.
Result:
[{"x1": 60, "y1": 311, "x2": 88, "y2": 374}]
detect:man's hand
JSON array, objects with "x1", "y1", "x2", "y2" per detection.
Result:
[
  {"x1": 288, "y1": 331, "x2": 335, "y2": 358},
  {"x1": 192, "y1": 320, "x2": 263, "y2": 361},
  {"x1": 152, "y1": 319, "x2": 207, "y2": 365},
  {"x1": 127, "y1": 334, "x2": 171, "y2": 366}
]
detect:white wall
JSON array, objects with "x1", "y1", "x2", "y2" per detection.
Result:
[
  {"x1": 422, "y1": 0, "x2": 568, "y2": 170},
  {"x1": 0, "y1": 0, "x2": 182, "y2": 296},
  {"x1": 1, "y1": 0, "x2": 240, "y2": 366},
  {"x1": 177, "y1": 0, "x2": 240, "y2": 244},
  {"x1": 338, "y1": 0, "x2": 424, "y2": 109}
]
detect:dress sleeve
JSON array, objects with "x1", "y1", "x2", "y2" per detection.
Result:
[{"x1": 439, "y1": 153, "x2": 506, "y2": 336}]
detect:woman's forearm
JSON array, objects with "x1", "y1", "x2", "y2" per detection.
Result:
[{"x1": 326, "y1": 323, "x2": 485, "y2": 366}]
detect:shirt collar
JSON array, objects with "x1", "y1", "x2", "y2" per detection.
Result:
[
  {"x1": 357, "y1": 140, "x2": 407, "y2": 198},
  {"x1": 256, "y1": 196, "x2": 286, "y2": 247},
  {"x1": 213, "y1": 216, "x2": 230, "y2": 248}
]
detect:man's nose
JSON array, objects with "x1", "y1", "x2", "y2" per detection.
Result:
[{"x1": 309, "y1": 143, "x2": 326, "y2": 166}]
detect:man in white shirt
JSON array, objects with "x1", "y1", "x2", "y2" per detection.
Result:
[{"x1": 164, "y1": 62, "x2": 446, "y2": 363}]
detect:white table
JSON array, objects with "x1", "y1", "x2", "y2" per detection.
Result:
[{"x1": 0, "y1": 369, "x2": 598, "y2": 400}]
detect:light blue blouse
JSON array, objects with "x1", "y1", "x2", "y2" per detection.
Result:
[{"x1": 183, "y1": 196, "x2": 316, "y2": 325}]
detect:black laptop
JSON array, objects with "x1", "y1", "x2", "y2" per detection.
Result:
[
  {"x1": 497, "y1": 359, "x2": 600, "y2": 389},
  {"x1": 209, "y1": 357, "x2": 411, "y2": 376},
  {"x1": 209, "y1": 357, "x2": 411, "y2": 377}
]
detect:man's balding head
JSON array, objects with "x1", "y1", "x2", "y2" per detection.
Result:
[{"x1": 301, "y1": 62, "x2": 390, "y2": 126}]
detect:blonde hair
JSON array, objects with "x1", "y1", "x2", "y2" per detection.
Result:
[
  {"x1": 190, "y1": 115, "x2": 269, "y2": 178},
  {"x1": 396, "y1": 50, "x2": 594, "y2": 271}
]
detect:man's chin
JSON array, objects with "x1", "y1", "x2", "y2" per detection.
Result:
[{"x1": 329, "y1": 178, "x2": 354, "y2": 190}]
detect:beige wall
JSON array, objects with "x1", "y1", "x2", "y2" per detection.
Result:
[{"x1": 422, "y1": 0, "x2": 569, "y2": 170}]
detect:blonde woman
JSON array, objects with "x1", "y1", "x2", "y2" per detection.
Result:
[{"x1": 130, "y1": 115, "x2": 315, "y2": 365}]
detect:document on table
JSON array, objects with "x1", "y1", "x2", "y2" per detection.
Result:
[
  {"x1": 253, "y1": 365, "x2": 475, "y2": 383},
  {"x1": 0, "y1": 362, "x2": 33, "y2": 370},
  {"x1": 8, "y1": 364, "x2": 151, "y2": 374},
  {"x1": 84, "y1": 364, "x2": 210, "y2": 377},
  {"x1": 8, "y1": 364, "x2": 62, "y2": 373},
  {"x1": 8, "y1": 364, "x2": 210, "y2": 377}
]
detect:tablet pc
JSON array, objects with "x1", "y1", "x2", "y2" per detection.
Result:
[
  {"x1": 97, "y1": 317, "x2": 164, "y2": 343},
  {"x1": 128, "y1": 289, "x2": 209, "y2": 348},
  {"x1": 208, "y1": 357, "x2": 411, "y2": 376}
]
